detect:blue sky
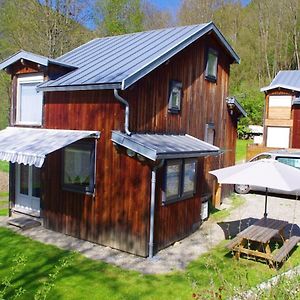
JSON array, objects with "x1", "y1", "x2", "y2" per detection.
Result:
[{"x1": 151, "y1": 0, "x2": 251, "y2": 10}]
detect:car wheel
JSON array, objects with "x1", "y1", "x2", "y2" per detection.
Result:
[{"x1": 234, "y1": 184, "x2": 250, "y2": 194}]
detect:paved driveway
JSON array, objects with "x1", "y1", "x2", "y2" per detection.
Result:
[{"x1": 220, "y1": 193, "x2": 300, "y2": 239}]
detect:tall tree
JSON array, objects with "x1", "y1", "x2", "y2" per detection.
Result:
[
  {"x1": 0, "y1": 0, "x2": 93, "y2": 58},
  {"x1": 95, "y1": 0, "x2": 144, "y2": 36},
  {"x1": 94, "y1": 0, "x2": 172, "y2": 36},
  {"x1": 141, "y1": 1, "x2": 173, "y2": 30}
]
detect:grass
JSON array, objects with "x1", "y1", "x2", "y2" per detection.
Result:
[
  {"x1": 210, "y1": 194, "x2": 245, "y2": 222},
  {"x1": 0, "y1": 161, "x2": 9, "y2": 173},
  {"x1": 0, "y1": 227, "x2": 299, "y2": 299},
  {"x1": 236, "y1": 139, "x2": 253, "y2": 163},
  {"x1": 0, "y1": 193, "x2": 8, "y2": 216},
  {"x1": 0, "y1": 208, "x2": 8, "y2": 216}
]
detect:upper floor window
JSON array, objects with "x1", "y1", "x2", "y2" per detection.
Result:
[
  {"x1": 168, "y1": 80, "x2": 182, "y2": 113},
  {"x1": 16, "y1": 74, "x2": 43, "y2": 126},
  {"x1": 205, "y1": 49, "x2": 218, "y2": 82},
  {"x1": 204, "y1": 123, "x2": 215, "y2": 145}
]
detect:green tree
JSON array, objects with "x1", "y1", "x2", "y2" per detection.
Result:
[
  {"x1": 0, "y1": 0, "x2": 93, "y2": 58},
  {"x1": 95, "y1": 0, "x2": 144, "y2": 36}
]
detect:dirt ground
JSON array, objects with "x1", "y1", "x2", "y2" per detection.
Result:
[{"x1": 0, "y1": 171, "x2": 8, "y2": 192}]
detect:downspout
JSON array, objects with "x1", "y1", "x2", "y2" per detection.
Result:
[
  {"x1": 149, "y1": 159, "x2": 164, "y2": 258},
  {"x1": 114, "y1": 89, "x2": 131, "y2": 136}
]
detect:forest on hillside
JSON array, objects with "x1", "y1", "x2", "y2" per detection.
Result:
[{"x1": 0, "y1": 0, "x2": 299, "y2": 133}]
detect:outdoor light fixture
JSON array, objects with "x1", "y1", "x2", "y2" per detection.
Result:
[
  {"x1": 126, "y1": 149, "x2": 136, "y2": 157},
  {"x1": 137, "y1": 154, "x2": 146, "y2": 161}
]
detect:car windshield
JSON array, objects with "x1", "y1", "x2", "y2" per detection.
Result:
[
  {"x1": 276, "y1": 156, "x2": 300, "y2": 169},
  {"x1": 251, "y1": 154, "x2": 272, "y2": 161}
]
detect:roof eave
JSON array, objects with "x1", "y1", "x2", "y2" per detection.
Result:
[
  {"x1": 111, "y1": 131, "x2": 221, "y2": 162},
  {"x1": 261, "y1": 83, "x2": 300, "y2": 93},
  {"x1": 0, "y1": 50, "x2": 77, "y2": 72},
  {"x1": 37, "y1": 82, "x2": 122, "y2": 92}
]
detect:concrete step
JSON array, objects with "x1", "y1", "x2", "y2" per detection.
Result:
[{"x1": 8, "y1": 217, "x2": 41, "y2": 230}]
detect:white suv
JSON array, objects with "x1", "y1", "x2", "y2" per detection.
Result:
[{"x1": 234, "y1": 149, "x2": 300, "y2": 195}]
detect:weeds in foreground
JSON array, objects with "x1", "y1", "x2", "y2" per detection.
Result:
[
  {"x1": 0, "y1": 253, "x2": 73, "y2": 300},
  {"x1": 254, "y1": 274, "x2": 300, "y2": 300}
]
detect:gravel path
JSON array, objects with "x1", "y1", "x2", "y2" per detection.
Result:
[
  {"x1": 0, "y1": 192, "x2": 299, "y2": 274},
  {"x1": 0, "y1": 171, "x2": 8, "y2": 192}
]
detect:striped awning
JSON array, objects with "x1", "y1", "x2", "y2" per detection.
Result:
[{"x1": 0, "y1": 127, "x2": 100, "y2": 168}]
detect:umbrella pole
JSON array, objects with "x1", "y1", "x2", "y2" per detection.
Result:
[{"x1": 264, "y1": 187, "x2": 268, "y2": 218}]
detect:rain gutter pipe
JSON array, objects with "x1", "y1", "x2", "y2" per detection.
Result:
[
  {"x1": 149, "y1": 159, "x2": 164, "y2": 258},
  {"x1": 114, "y1": 89, "x2": 131, "y2": 136}
]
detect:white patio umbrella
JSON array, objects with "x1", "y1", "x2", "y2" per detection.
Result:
[{"x1": 209, "y1": 159, "x2": 300, "y2": 217}]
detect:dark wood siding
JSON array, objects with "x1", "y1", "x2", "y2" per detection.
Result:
[
  {"x1": 292, "y1": 106, "x2": 300, "y2": 148},
  {"x1": 9, "y1": 31, "x2": 236, "y2": 256},
  {"x1": 43, "y1": 91, "x2": 151, "y2": 256}
]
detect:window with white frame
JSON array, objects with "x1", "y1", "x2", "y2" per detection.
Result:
[
  {"x1": 205, "y1": 49, "x2": 218, "y2": 82},
  {"x1": 163, "y1": 158, "x2": 197, "y2": 204},
  {"x1": 62, "y1": 141, "x2": 95, "y2": 194},
  {"x1": 16, "y1": 74, "x2": 43, "y2": 125}
]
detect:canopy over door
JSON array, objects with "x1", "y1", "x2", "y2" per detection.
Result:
[{"x1": 0, "y1": 127, "x2": 100, "y2": 167}]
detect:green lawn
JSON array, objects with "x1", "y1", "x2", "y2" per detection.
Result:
[
  {"x1": 236, "y1": 139, "x2": 253, "y2": 163},
  {"x1": 0, "y1": 193, "x2": 8, "y2": 216},
  {"x1": 0, "y1": 227, "x2": 299, "y2": 299},
  {"x1": 0, "y1": 161, "x2": 9, "y2": 173}
]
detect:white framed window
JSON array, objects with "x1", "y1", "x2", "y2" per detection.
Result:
[
  {"x1": 268, "y1": 95, "x2": 292, "y2": 107},
  {"x1": 266, "y1": 127, "x2": 290, "y2": 148},
  {"x1": 16, "y1": 74, "x2": 44, "y2": 125},
  {"x1": 205, "y1": 49, "x2": 218, "y2": 82}
]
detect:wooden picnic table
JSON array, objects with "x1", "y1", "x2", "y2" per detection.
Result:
[{"x1": 227, "y1": 217, "x2": 300, "y2": 267}]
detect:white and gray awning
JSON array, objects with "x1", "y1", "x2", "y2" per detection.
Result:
[
  {"x1": 111, "y1": 131, "x2": 220, "y2": 161},
  {"x1": 0, "y1": 127, "x2": 100, "y2": 168}
]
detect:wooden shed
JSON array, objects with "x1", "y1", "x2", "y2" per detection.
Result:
[
  {"x1": 261, "y1": 70, "x2": 300, "y2": 148},
  {"x1": 0, "y1": 22, "x2": 242, "y2": 257}
]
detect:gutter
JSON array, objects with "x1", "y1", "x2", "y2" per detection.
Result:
[
  {"x1": 148, "y1": 159, "x2": 164, "y2": 258},
  {"x1": 113, "y1": 89, "x2": 131, "y2": 136}
]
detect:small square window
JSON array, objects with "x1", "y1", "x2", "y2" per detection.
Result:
[
  {"x1": 63, "y1": 141, "x2": 95, "y2": 194},
  {"x1": 163, "y1": 158, "x2": 197, "y2": 205},
  {"x1": 204, "y1": 123, "x2": 215, "y2": 145},
  {"x1": 205, "y1": 49, "x2": 218, "y2": 82},
  {"x1": 168, "y1": 80, "x2": 183, "y2": 113}
]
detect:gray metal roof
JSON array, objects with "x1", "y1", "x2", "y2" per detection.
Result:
[
  {"x1": 293, "y1": 97, "x2": 300, "y2": 105},
  {"x1": 37, "y1": 22, "x2": 239, "y2": 92},
  {"x1": 111, "y1": 131, "x2": 220, "y2": 161},
  {"x1": 226, "y1": 97, "x2": 247, "y2": 117},
  {"x1": 261, "y1": 70, "x2": 300, "y2": 92},
  {"x1": 0, "y1": 50, "x2": 77, "y2": 71},
  {"x1": 0, "y1": 127, "x2": 99, "y2": 167}
]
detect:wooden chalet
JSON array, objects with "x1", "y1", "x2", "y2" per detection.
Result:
[
  {"x1": 261, "y1": 71, "x2": 300, "y2": 148},
  {"x1": 0, "y1": 22, "x2": 244, "y2": 257}
]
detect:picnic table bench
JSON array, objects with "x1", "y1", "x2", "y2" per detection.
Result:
[{"x1": 227, "y1": 218, "x2": 300, "y2": 267}]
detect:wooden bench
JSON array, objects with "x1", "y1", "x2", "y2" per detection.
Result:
[
  {"x1": 226, "y1": 236, "x2": 243, "y2": 250},
  {"x1": 273, "y1": 236, "x2": 300, "y2": 263}
]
